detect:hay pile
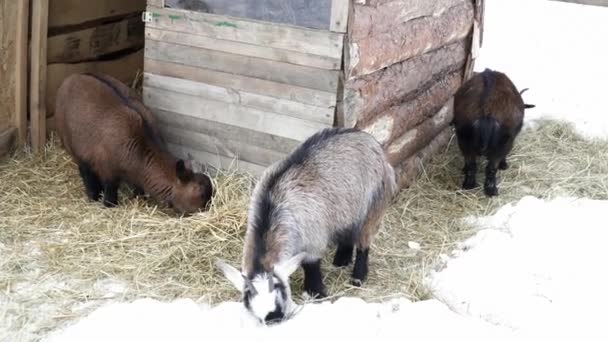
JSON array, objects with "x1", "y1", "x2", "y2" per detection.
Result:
[{"x1": 1, "y1": 120, "x2": 607, "y2": 339}]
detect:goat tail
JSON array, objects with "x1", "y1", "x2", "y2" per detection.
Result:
[{"x1": 472, "y1": 116, "x2": 501, "y2": 154}]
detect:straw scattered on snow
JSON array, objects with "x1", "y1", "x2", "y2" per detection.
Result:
[{"x1": 0, "y1": 120, "x2": 607, "y2": 339}]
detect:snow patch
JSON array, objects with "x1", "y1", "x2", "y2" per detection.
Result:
[{"x1": 428, "y1": 196, "x2": 608, "y2": 340}]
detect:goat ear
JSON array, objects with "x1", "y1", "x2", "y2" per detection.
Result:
[
  {"x1": 216, "y1": 260, "x2": 245, "y2": 292},
  {"x1": 275, "y1": 253, "x2": 306, "y2": 279},
  {"x1": 176, "y1": 159, "x2": 193, "y2": 182},
  {"x1": 524, "y1": 104, "x2": 536, "y2": 109}
]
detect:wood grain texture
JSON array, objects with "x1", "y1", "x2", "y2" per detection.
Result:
[
  {"x1": 143, "y1": 86, "x2": 328, "y2": 141},
  {"x1": 144, "y1": 59, "x2": 337, "y2": 108},
  {"x1": 145, "y1": 40, "x2": 340, "y2": 93},
  {"x1": 153, "y1": 109, "x2": 300, "y2": 154},
  {"x1": 49, "y1": 0, "x2": 146, "y2": 28},
  {"x1": 15, "y1": 0, "x2": 28, "y2": 144},
  {"x1": 330, "y1": 0, "x2": 350, "y2": 32},
  {"x1": 347, "y1": 0, "x2": 473, "y2": 77},
  {"x1": 167, "y1": 142, "x2": 268, "y2": 177},
  {"x1": 144, "y1": 73, "x2": 334, "y2": 124},
  {"x1": 161, "y1": 125, "x2": 286, "y2": 167},
  {"x1": 31, "y1": 0, "x2": 49, "y2": 153},
  {"x1": 145, "y1": 6, "x2": 343, "y2": 59},
  {"x1": 0, "y1": 127, "x2": 17, "y2": 158},
  {"x1": 145, "y1": 27, "x2": 341, "y2": 70},
  {"x1": 48, "y1": 16, "x2": 144, "y2": 63}
]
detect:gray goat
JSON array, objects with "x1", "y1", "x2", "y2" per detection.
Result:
[{"x1": 218, "y1": 127, "x2": 397, "y2": 324}]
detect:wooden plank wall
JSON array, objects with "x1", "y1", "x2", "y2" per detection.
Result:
[
  {"x1": 143, "y1": 1, "x2": 347, "y2": 176},
  {"x1": 0, "y1": 0, "x2": 28, "y2": 156},
  {"x1": 45, "y1": 0, "x2": 146, "y2": 133}
]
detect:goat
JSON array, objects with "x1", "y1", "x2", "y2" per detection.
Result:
[
  {"x1": 55, "y1": 73, "x2": 213, "y2": 214},
  {"x1": 452, "y1": 68, "x2": 535, "y2": 196},
  {"x1": 217, "y1": 127, "x2": 397, "y2": 324}
]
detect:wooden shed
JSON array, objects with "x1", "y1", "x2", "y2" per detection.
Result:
[
  {"x1": 2, "y1": 0, "x2": 484, "y2": 191},
  {"x1": 0, "y1": 0, "x2": 146, "y2": 155},
  {"x1": 141, "y1": 0, "x2": 484, "y2": 185}
]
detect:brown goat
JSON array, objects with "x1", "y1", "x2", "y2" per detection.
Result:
[
  {"x1": 453, "y1": 68, "x2": 535, "y2": 196},
  {"x1": 55, "y1": 73, "x2": 213, "y2": 214}
]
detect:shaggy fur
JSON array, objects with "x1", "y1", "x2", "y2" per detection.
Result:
[
  {"x1": 453, "y1": 68, "x2": 535, "y2": 196},
  {"x1": 54, "y1": 73, "x2": 213, "y2": 214}
]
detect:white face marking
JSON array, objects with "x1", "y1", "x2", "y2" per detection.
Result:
[{"x1": 247, "y1": 274, "x2": 290, "y2": 323}]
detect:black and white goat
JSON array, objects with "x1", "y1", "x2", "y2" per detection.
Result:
[{"x1": 217, "y1": 127, "x2": 396, "y2": 324}]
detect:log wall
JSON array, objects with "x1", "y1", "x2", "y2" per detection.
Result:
[{"x1": 343, "y1": 0, "x2": 483, "y2": 187}]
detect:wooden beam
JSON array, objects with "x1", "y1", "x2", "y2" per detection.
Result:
[
  {"x1": 144, "y1": 59, "x2": 337, "y2": 108},
  {"x1": 153, "y1": 109, "x2": 300, "y2": 155},
  {"x1": 30, "y1": 0, "x2": 49, "y2": 153},
  {"x1": 145, "y1": 40, "x2": 340, "y2": 93},
  {"x1": 143, "y1": 73, "x2": 334, "y2": 125},
  {"x1": 143, "y1": 86, "x2": 328, "y2": 142},
  {"x1": 167, "y1": 143, "x2": 268, "y2": 177},
  {"x1": 48, "y1": 16, "x2": 144, "y2": 64},
  {"x1": 15, "y1": 0, "x2": 28, "y2": 145},
  {"x1": 145, "y1": 6, "x2": 344, "y2": 60},
  {"x1": 145, "y1": 27, "x2": 341, "y2": 70},
  {"x1": 49, "y1": 0, "x2": 146, "y2": 28},
  {"x1": 330, "y1": 0, "x2": 350, "y2": 32}
]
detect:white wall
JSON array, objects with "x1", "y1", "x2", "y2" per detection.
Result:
[{"x1": 474, "y1": 0, "x2": 608, "y2": 138}]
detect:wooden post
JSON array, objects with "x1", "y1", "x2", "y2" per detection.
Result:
[
  {"x1": 15, "y1": 0, "x2": 29, "y2": 145},
  {"x1": 30, "y1": 0, "x2": 49, "y2": 153}
]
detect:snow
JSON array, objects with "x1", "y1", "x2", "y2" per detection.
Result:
[
  {"x1": 427, "y1": 196, "x2": 608, "y2": 340},
  {"x1": 474, "y1": 0, "x2": 608, "y2": 139},
  {"x1": 44, "y1": 297, "x2": 511, "y2": 342}
]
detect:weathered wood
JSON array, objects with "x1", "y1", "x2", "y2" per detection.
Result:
[
  {"x1": 143, "y1": 86, "x2": 328, "y2": 142},
  {"x1": 365, "y1": 71, "x2": 462, "y2": 146},
  {"x1": 145, "y1": 6, "x2": 344, "y2": 59},
  {"x1": 550, "y1": 0, "x2": 608, "y2": 7},
  {"x1": 144, "y1": 73, "x2": 334, "y2": 124},
  {"x1": 148, "y1": 0, "x2": 165, "y2": 7},
  {"x1": 0, "y1": 0, "x2": 27, "y2": 145},
  {"x1": 393, "y1": 127, "x2": 452, "y2": 189},
  {"x1": 145, "y1": 27, "x2": 341, "y2": 70},
  {"x1": 0, "y1": 127, "x2": 17, "y2": 158},
  {"x1": 161, "y1": 125, "x2": 286, "y2": 167},
  {"x1": 167, "y1": 143, "x2": 268, "y2": 177},
  {"x1": 344, "y1": 40, "x2": 467, "y2": 126},
  {"x1": 15, "y1": 0, "x2": 28, "y2": 144},
  {"x1": 49, "y1": 0, "x2": 146, "y2": 28},
  {"x1": 153, "y1": 109, "x2": 300, "y2": 155},
  {"x1": 46, "y1": 49, "x2": 144, "y2": 117},
  {"x1": 348, "y1": 0, "x2": 474, "y2": 77},
  {"x1": 350, "y1": 0, "x2": 467, "y2": 40},
  {"x1": 385, "y1": 101, "x2": 453, "y2": 165},
  {"x1": 144, "y1": 59, "x2": 337, "y2": 108},
  {"x1": 145, "y1": 40, "x2": 340, "y2": 93},
  {"x1": 330, "y1": 0, "x2": 350, "y2": 32},
  {"x1": 31, "y1": 0, "x2": 49, "y2": 153},
  {"x1": 166, "y1": 0, "x2": 334, "y2": 31},
  {"x1": 48, "y1": 16, "x2": 144, "y2": 64}
]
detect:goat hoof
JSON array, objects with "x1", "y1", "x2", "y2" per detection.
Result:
[
  {"x1": 462, "y1": 179, "x2": 477, "y2": 190},
  {"x1": 351, "y1": 278, "x2": 364, "y2": 287},
  {"x1": 484, "y1": 186, "x2": 498, "y2": 197},
  {"x1": 306, "y1": 289, "x2": 327, "y2": 299},
  {"x1": 498, "y1": 160, "x2": 509, "y2": 170}
]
